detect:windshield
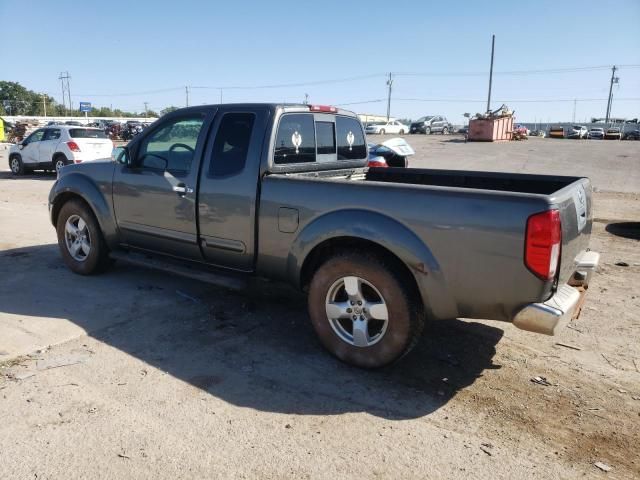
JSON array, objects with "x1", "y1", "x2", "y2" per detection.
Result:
[
  {"x1": 415, "y1": 116, "x2": 434, "y2": 122},
  {"x1": 572, "y1": 126, "x2": 583, "y2": 130},
  {"x1": 367, "y1": 122, "x2": 386, "y2": 126},
  {"x1": 590, "y1": 128, "x2": 603, "y2": 132},
  {"x1": 69, "y1": 128, "x2": 109, "y2": 139}
]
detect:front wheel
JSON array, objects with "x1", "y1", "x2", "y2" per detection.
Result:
[
  {"x1": 425, "y1": 127, "x2": 431, "y2": 135},
  {"x1": 56, "y1": 199, "x2": 110, "y2": 275},
  {"x1": 308, "y1": 251, "x2": 424, "y2": 368},
  {"x1": 379, "y1": 129, "x2": 385, "y2": 135},
  {"x1": 399, "y1": 129, "x2": 405, "y2": 135},
  {"x1": 9, "y1": 156, "x2": 25, "y2": 175},
  {"x1": 442, "y1": 127, "x2": 449, "y2": 135}
]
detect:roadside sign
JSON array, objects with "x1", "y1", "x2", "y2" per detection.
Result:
[{"x1": 79, "y1": 102, "x2": 92, "y2": 112}]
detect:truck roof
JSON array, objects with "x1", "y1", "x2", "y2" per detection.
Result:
[{"x1": 171, "y1": 103, "x2": 359, "y2": 118}]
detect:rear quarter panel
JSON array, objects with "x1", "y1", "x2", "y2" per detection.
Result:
[{"x1": 258, "y1": 175, "x2": 556, "y2": 322}]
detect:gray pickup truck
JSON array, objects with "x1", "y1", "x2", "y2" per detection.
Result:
[{"x1": 49, "y1": 103, "x2": 599, "y2": 368}]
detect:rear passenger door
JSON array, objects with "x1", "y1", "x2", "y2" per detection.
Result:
[
  {"x1": 40, "y1": 128, "x2": 61, "y2": 165},
  {"x1": 198, "y1": 106, "x2": 271, "y2": 271}
]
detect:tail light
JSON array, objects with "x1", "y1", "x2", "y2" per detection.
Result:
[
  {"x1": 309, "y1": 105, "x2": 337, "y2": 113},
  {"x1": 525, "y1": 210, "x2": 561, "y2": 280},
  {"x1": 66, "y1": 141, "x2": 81, "y2": 152},
  {"x1": 367, "y1": 157, "x2": 388, "y2": 168},
  {"x1": 74, "y1": 159, "x2": 83, "y2": 164}
]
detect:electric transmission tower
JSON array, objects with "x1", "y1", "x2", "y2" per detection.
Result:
[{"x1": 59, "y1": 72, "x2": 72, "y2": 115}]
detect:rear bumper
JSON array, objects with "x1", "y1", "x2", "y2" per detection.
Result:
[{"x1": 513, "y1": 251, "x2": 600, "y2": 335}]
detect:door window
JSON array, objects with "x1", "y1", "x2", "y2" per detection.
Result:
[
  {"x1": 24, "y1": 129, "x2": 45, "y2": 145},
  {"x1": 209, "y1": 112, "x2": 255, "y2": 177},
  {"x1": 42, "y1": 129, "x2": 61, "y2": 141},
  {"x1": 274, "y1": 114, "x2": 316, "y2": 164},
  {"x1": 137, "y1": 116, "x2": 205, "y2": 174},
  {"x1": 336, "y1": 116, "x2": 366, "y2": 160}
]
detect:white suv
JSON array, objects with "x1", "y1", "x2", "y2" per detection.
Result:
[{"x1": 9, "y1": 126, "x2": 113, "y2": 175}]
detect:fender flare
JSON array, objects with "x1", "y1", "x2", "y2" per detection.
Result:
[
  {"x1": 288, "y1": 209, "x2": 458, "y2": 320},
  {"x1": 49, "y1": 173, "x2": 119, "y2": 249}
]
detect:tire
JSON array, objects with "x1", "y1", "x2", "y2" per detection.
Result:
[
  {"x1": 442, "y1": 127, "x2": 449, "y2": 135},
  {"x1": 308, "y1": 251, "x2": 424, "y2": 368},
  {"x1": 56, "y1": 199, "x2": 110, "y2": 275},
  {"x1": 9, "y1": 155, "x2": 25, "y2": 175},
  {"x1": 425, "y1": 127, "x2": 431, "y2": 135},
  {"x1": 53, "y1": 155, "x2": 69, "y2": 175},
  {"x1": 379, "y1": 129, "x2": 385, "y2": 135},
  {"x1": 399, "y1": 129, "x2": 405, "y2": 135}
]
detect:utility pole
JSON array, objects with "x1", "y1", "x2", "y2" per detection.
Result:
[
  {"x1": 572, "y1": 99, "x2": 576, "y2": 123},
  {"x1": 386, "y1": 72, "x2": 393, "y2": 121},
  {"x1": 59, "y1": 71, "x2": 71, "y2": 114},
  {"x1": 605, "y1": 65, "x2": 618, "y2": 124},
  {"x1": 220, "y1": 88, "x2": 223, "y2": 104},
  {"x1": 304, "y1": 93, "x2": 309, "y2": 105},
  {"x1": 185, "y1": 86, "x2": 190, "y2": 107},
  {"x1": 144, "y1": 102, "x2": 149, "y2": 118},
  {"x1": 42, "y1": 94, "x2": 47, "y2": 117},
  {"x1": 486, "y1": 35, "x2": 495, "y2": 114}
]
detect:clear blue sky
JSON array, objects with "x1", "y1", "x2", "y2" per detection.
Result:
[{"x1": 2, "y1": 0, "x2": 639, "y2": 123}]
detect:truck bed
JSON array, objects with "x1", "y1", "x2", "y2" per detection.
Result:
[
  {"x1": 259, "y1": 166, "x2": 592, "y2": 323},
  {"x1": 365, "y1": 167, "x2": 580, "y2": 195}
]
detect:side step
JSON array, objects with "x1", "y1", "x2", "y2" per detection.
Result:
[{"x1": 109, "y1": 250, "x2": 248, "y2": 291}]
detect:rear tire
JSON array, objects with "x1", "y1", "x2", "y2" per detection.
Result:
[
  {"x1": 308, "y1": 251, "x2": 424, "y2": 368},
  {"x1": 56, "y1": 199, "x2": 110, "y2": 275},
  {"x1": 442, "y1": 127, "x2": 449, "y2": 135},
  {"x1": 399, "y1": 129, "x2": 405, "y2": 135},
  {"x1": 54, "y1": 155, "x2": 69, "y2": 175},
  {"x1": 9, "y1": 155, "x2": 25, "y2": 175},
  {"x1": 379, "y1": 129, "x2": 385, "y2": 135},
  {"x1": 425, "y1": 127, "x2": 431, "y2": 135}
]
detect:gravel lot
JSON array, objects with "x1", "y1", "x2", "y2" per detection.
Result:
[{"x1": 0, "y1": 136, "x2": 639, "y2": 479}]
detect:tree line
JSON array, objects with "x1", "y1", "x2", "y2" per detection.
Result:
[{"x1": 0, "y1": 81, "x2": 170, "y2": 118}]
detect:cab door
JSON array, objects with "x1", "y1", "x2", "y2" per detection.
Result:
[
  {"x1": 112, "y1": 110, "x2": 214, "y2": 259},
  {"x1": 197, "y1": 106, "x2": 271, "y2": 271}
]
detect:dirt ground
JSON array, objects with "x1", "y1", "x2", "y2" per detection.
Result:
[{"x1": 0, "y1": 136, "x2": 639, "y2": 479}]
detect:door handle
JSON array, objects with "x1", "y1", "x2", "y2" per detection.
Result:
[{"x1": 173, "y1": 184, "x2": 193, "y2": 195}]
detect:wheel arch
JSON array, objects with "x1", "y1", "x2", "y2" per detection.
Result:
[
  {"x1": 50, "y1": 174, "x2": 119, "y2": 249},
  {"x1": 290, "y1": 210, "x2": 458, "y2": 320}
]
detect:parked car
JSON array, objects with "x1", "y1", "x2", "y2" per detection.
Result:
[
  {"x1": 567, "y1": 125, "x2": 588, "y2": 139},
  {"x1": 604, "y1": 127, "x2": 622, "y2": 140},
  {"x1": 514, "y1": 124, "x2": 530, "y2": 136},
  {"x1": 8, "y1": 126, "x2": 114, "y2": 175},
  {"x1": 587, "y1": 127, "x2": 605, "y2": 139},
  {"x1": 64, "y1": 120, "x2": 84, "y2": 126},
  {"x1": 364, "y1": 120, "x2": 408, "y2": 135},
  {"x1": 622, "y1": 129, "x2": 640, "y2": 140},
  {"x1": 410, "y1": 116, "x2": 451, "y2": 135},
  {"x1": 367, "y1": 138, "x2": 415, "y2": 168},
  {"x1": 548, "y1": 126, "x2": 565, "y2": 138},
  {"x1": 48, "y1": 103, "x2": 599, "y2": 368}
]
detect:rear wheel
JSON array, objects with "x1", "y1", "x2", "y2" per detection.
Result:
[
  {"x1": 442, "y1": 127, "x2": 449, "y2": 135},
  {"x1": 399, "y1": 129, "x2": 405, "y2": 135},
  {"x1": 9, "y1": 155, "x2": 25, "y2": 175},
  {"x1": 54, "y1": 155, "x2": 68, "y2": 175},
  {"x1": 379, "y1": 129, "x2": 386, "y2": 135},
  {"x1": 56, "y1": 199, "x2": 110, "y2": 275},
  {"x1": 308, "y1": 251, "x2": 424, "y2": 368},
  {"x1": 425, "y1": 127, "x2": 431, "y2": 135}
]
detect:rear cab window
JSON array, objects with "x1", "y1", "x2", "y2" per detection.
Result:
[{"x1": 273, "y1": 112, "x2": 366, "y2": 167}]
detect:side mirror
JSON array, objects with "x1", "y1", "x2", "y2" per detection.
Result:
[
  {"x1": 112, "y1": 146, "x2": 129, "y2": 165},
  {"x1": 18, "y1": 142, "x2": 25, "y2": 149}
]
